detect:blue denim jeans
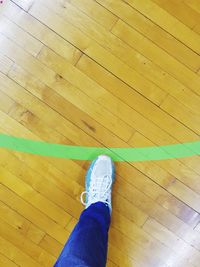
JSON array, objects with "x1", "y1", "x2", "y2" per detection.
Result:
[{"x1": 54, "y1": 202, "x2": 111, "y2": 267}]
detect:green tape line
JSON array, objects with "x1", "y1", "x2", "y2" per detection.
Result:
[{"x1": 0, "y1": 133, "x2": 200, "y2": 162}]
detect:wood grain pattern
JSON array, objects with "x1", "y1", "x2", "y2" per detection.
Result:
[{"x1": 0, "y1": 0, "x2": 200, "y2": 266}]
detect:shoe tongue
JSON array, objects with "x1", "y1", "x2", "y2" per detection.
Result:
[
  {"x1": 94, "y1": 159, "x2": 109, "y2": 177},
  {"x1": 95, "y1": 169, "x2": 105, "y2": 178}
]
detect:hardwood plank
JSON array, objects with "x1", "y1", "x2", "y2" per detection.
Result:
[
  {"x1": 0, "y1": 16, "x2": 43, "y2": 57},
  {"x1": 0, "y1": 253, "x2": 19, "y2": 267},
  {"x1": 96, "y1": 0, "x2": 200, "y2": 72},
  {"x1": 3, "y1": 61, "x2": 200, "y2": 230},
  {"x1": 0, "y1": 219, "x2": 56, "y2": 266},
  {"x1": 109, "y1": 227, "x2": 170, "y2": 267},
  {"x1": 10, "y1": 0, "x2": 34, "y2": 11},
  {"x1": 27, "y1": 1, "x2": 167, "y2": 105},
  {"x1": 0, "y1": 165, "x2": 73, "y2": 227},
  {"x1": 0, "y1": 89, "x2": 198, "y2": 240},
  {"x1": 156, "y1": 193, "x2": 200, "y2": 229},
  {"x1": 0, "y1": 96, "x2": 152, "y2": 230},
  {"x1": 160, "y1": 94, "x2": 200, "y2": 135},
  {"x1": 2, "y1": 63, "x2": 200, "y2": 234},
  {"x1": 129, "y1": 132, "x2": 200, "y2": 205},
  {"x1": 7, "y1": 63, "x2": 129, "y2": 149},
  {"x1": 1, "y1": 4, "x2": 82, "y2": 64},
  {"x1": 106, "y1": 260, "x2": 118, "y2": 267},
  {"x1": 0, "y1": 184, "x2": 70, "y2": 244},
  {"x1": 152, "y1": 0, "x2": 200, "y2": 33},
  {"x1": 0, "y1": 148, "x2": 83, "y2": 221},
  {"x1": 167, "y1": 180, "x2": 200, "y2": 217},
  {"x1": 124, "y1": 0, "x2": 200, "y2": 54},
  {"x1": 1, "y1": 109, "x2": 198, "y2": 262},
  {"x1": 111, "y1": 18, "x2": 200, "y2": 97},
  {"x1": 184, "y1": 0, "x2": 200, "y2": 15},
  {"x1": 0, "y1": 90, "x2": 15, "y2": 113},
  {"x1": 143, "y1": 218, "x2": 200, "y2": 267},
  {"x1": 34, "y1": 0, "x2": 173, "y2": 102},
  {"x1": 0, "y1": 60, "x2": 167, "y2": 204},
  {"x1": 0, "y1": 235, "x2": 41, "y2": 267},
  {"x1": 63, "y1": 0, "x2": 118, "y2": 31},
  {"x1": 37, "y1": 47, "x2": 173, "y2": 143},
  {"x1": 76, "y1": 54, "x2": 200, "y2": 142},
  {"x1": 116, "y1": 173, "x2": 200, "y2": 229},
  {"x1": 107, "y1": 244, "x2": 137, "y2": 267},
  {"x1": 1, "y1": 1, "x2": 200, "y2": 265},
  {"x1": 39, "y1": 234, "x2": 63, "y2": 258},
  {"x1": 0, "y1": 200, "x2": 45, "y2": 244},
  {"x1": 0, "y1": 53, "x2": 14, "y2": 74},
  {"x1": 76, "y1": 54, "x2": 200, "y2": 176},
  {"x1": 0, "y1": 117, "x2": 148, "y2": 231},
  {"x1": 114, "y1": 173, "x2": 200, "y2": 251},
  {"x1": 42, "y1": 0, "x2": 200, "y2": 105},
  {"x1": 0, "y1": 37, "x2": 134, "y2": 142}
]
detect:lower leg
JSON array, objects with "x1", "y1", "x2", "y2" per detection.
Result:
[
  {"x1": 54, "y1": 155, "x2": 115, "y2": 267},
  {"x1": 54, "y1": 202, "x2": 110, "y2": 267}
]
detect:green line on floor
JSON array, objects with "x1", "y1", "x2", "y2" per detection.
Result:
[{"x1": 0, "y1": 133, "x2": 200, "y2": 162}]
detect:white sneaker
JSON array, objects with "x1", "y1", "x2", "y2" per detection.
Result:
[{"x1": 80, "y1": 155, "x2": 115, "y2": 212}]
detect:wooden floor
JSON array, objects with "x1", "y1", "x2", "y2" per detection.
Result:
[{"x1": 0, "y1": 0, "x2": 200, "y2": 266}]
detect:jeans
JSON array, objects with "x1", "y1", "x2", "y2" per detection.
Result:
[{"x1": 54, "y1": 202, "x2": 111, "y2": 267}]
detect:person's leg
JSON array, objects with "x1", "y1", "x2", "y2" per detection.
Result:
[
  {"x1": 54, "y1": 202, "x2": 110, "y2": 267},
  {"x1": 54, "y1": 155, "x2": 115, "y2": 267}
]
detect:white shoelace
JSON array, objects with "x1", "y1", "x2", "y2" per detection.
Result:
[{"x1": 80, "y1": 174, "x2": 112, "y2": 207}]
